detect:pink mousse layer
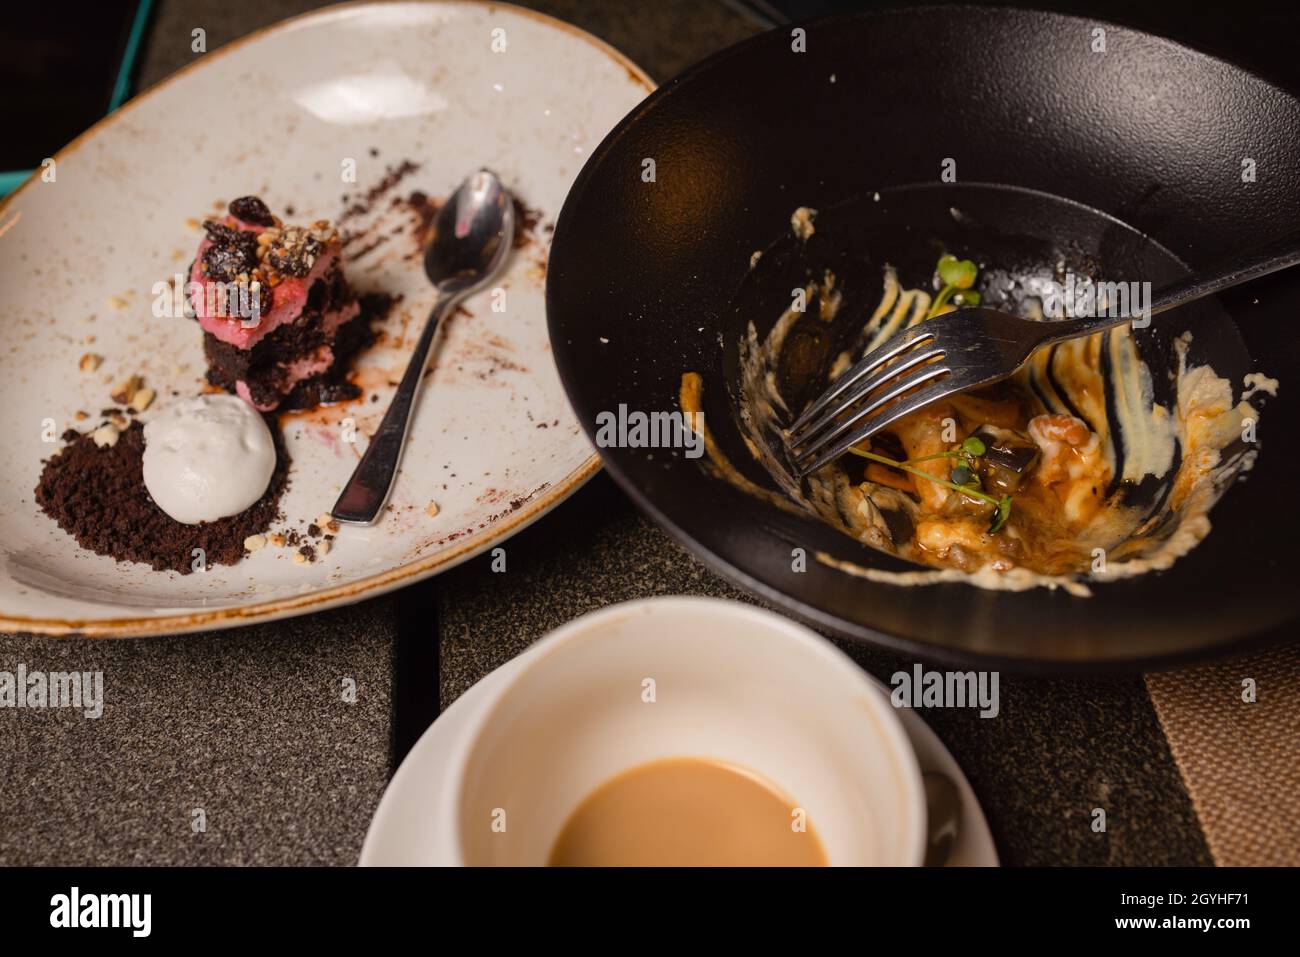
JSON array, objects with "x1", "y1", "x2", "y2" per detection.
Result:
[
  {"x1": 189, "y1": 215, "x2": 344, "y2": 350},
  {"x1": 234, "y1": 298, "x2": 361, "y2": 411}
]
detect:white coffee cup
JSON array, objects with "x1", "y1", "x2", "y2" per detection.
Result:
[{"x1": 439, "y1": 596, "x2": 926, "y2": 866}]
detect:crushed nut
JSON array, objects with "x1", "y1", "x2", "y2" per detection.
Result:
[
  {"x1": 426, "y1": 501, "x2": 440, "y2": 518},
  {"x1": 130, "y1": 387, "x2": 156, "y2": 412},
  {"x1": 315, "y1": 512, "x2": 340, "y2": 534},
  {"x1": 110, "y1": 374, "x2": 143, "y2": 405},
  {"x1": 293, "y1": 551, "x2": 307, "y2": 564},
  {"x1": 79, "y1": 353, "x2": 102, "y2": 372},
  {"x1": 244, "y1": 534, "x2": 267, "y2": 552},
  {"x1": 109, "y1": 412, "x2": 129, "y2": 429},
  {"x1": 261, "y1": 222, "x2": 328, "y2": 277},
  {"x1": 268, "y1": 532, "x2": 286, "y2": 548},
  {"x1": 91, "y1": 424, "x2": 120, "y2": 448},
  {"x1": 317, "y1": 539, "x2": 332, "y2": 557},
  {"x1": 74, "y1": 410, "x2": 88, "y2": 421}
]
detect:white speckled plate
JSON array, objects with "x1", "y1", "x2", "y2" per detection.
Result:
[{"x1": 0, "y1": 1, "x2": 652, "y2": 636}]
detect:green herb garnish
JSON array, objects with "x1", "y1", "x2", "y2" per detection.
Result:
[
  {"x1": 848, "y1": 441, "x2": 1014, "y2": 534},
  {"x1": 845, "y1": 255, "x2": 1013, "y2": 533},
  {"x1": 937, "y1": 254, "x2": 978, "y2": 289},
  {"x1": 926, "y1": 254, "x2": 980, "y2": 319},
  {"x1": 991, "y1": 494, "x2": 1013, "y2": 534}
]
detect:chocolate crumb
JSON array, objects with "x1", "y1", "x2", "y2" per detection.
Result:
[
  {"x1": 403, "y1": 189, "x2": 442, "y2": 245},
  {"x1": 511, "y1": 197, "x2": 542, "y2": 249},
  {"x1": 35, "y1": 422, "x2": 288, "y2": 573},
  {"x1": 340, "y1": 160, "x2": 421, "y2": 221}
]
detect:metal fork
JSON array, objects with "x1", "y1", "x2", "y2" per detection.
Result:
[{"x1": 786, "y1": 234, "x2": 1300, "y2": 477}]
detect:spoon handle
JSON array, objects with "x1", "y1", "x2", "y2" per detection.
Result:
[{"x1": 332, "y1": 293, "x2": 455, "y2": 524}]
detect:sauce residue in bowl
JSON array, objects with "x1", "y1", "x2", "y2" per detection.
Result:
[{"x1": 680, "y1": 256, "x2": 1276, "y2": 595}]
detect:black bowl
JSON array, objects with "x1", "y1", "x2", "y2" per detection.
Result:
[{"x1": 546, "y1": 7, "x2": 1300, "y2": 669}]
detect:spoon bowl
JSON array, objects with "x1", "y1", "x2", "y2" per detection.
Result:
[{"x1": 425, "y1": 170, "x2": 515, "y2": 292}]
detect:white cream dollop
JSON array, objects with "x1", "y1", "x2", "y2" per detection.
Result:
[{"x1": 142, "y1": 395, "x2": 276, "y2": 525}]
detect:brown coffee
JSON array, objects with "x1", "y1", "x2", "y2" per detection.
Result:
[{"x1": 548, "y1": 756, "x2": 828, "y2": 866}]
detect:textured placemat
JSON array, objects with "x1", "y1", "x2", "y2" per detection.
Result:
[{"x1": 1145, "y1": 642, "x2": 1300, "y2": 866}]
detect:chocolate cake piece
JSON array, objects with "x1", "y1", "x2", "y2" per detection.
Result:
[
  {"x1": 201, "y1": 280, "x2": 392, "y2": 411},
  {"x1": 189, "y1": 197, "x2": 369, "y2": 411}
]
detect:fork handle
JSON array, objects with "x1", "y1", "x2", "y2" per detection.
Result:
[
  {"x1": 1152, "y1": 228, "x2": 1300, "y2": 316},
  {"x1": 1042, "y1": 228, "x2": 1300, "y2": 341}
]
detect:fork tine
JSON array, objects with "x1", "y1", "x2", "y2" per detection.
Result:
[
  {"x1": 794, "y1": 378, "x2": 956, "y2": 477},
  {"x1": 791, "y1": 364, "x2": 951, "y2": 472},
  {"x1": 787, "y1": 324, "x2": 937, "y2": 437},
  {"x1": 786, "y1": 341, "x2": 945, "y2": 450}
]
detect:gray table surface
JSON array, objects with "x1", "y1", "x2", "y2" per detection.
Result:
[{"x1": 0, "y1": 0, "x2": 1211, "y2": 867}]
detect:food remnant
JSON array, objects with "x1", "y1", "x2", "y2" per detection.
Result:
[
  {"x1": 683, "y1": 244, "x2": 1275, "y2": 593},
  {"x1": 791, "y1": 206, "x2": 817, "y2": 241}
]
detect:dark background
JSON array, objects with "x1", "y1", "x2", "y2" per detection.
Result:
[
  {"x1": 736, "y1": 0, "x2": 1300, "y2": 94},
  {"x1": 0, "y1": 7, "x2": 141, "y2": 170}
]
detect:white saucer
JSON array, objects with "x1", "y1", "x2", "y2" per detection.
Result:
[{"x1": 360, "y1": 649, "x2": 999, "y2": 867}]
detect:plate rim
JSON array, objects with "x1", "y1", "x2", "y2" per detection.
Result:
[{"x1": 0, "y1": 0, "x2": 654, "y2": 637}]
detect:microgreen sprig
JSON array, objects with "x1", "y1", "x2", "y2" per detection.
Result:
[
  {"x1": 848, "y1": 436, "x2": 1013, "y2": 534},
  {"x1": 926, "y1": 254, "x2": 982, "y2": 319},
  {"x1": 843, "y1": 256, "x2": 1011, "y2": 532}
]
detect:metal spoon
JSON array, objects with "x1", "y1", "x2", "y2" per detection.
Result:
[
  {"x1": 923, "y1": 771, "x2": 962, "y2": 867},
  {"x1": 332, "y1": 169, "x2": 515, "y2": 525}
]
